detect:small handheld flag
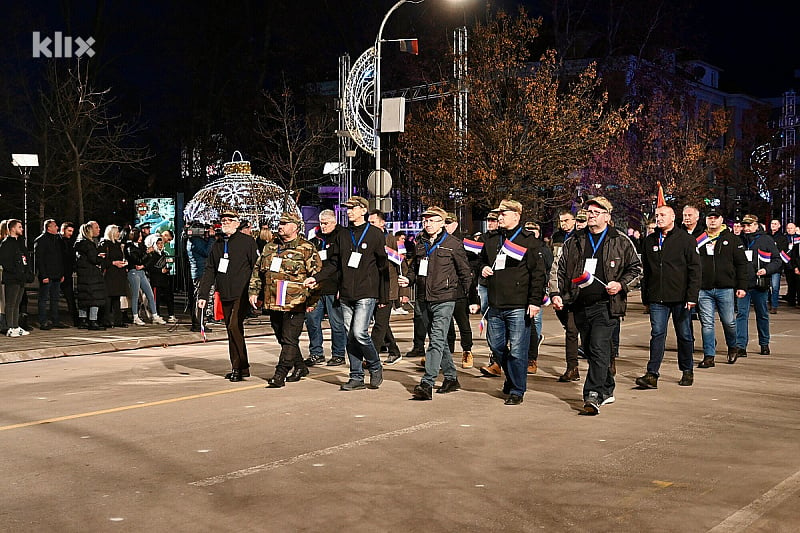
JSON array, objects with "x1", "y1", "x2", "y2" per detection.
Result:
[
  {"x1": 501, "y1": 240, "x2": 527, "y2": 261},
  {"x1": 780, "y1": 250, "x2": 791, "y2": 264},
  {"x1": 463, "y1": 239, "x2": 484, "y2": 254},
  {"x1": 397, "y1": 243, "x2": 407, "y2": 255},
  {"x1": 695, "y1": 232, "x2": 711, "y2": 248},
  {"x1": 656, "y1": 181, "x2": 667, "y2": 207},
  {"x1": 542, "y1": 294, "x2": 551, "y2": 306},
  {"x1": 275, "y1": 279, "x2": 290, "y2": 306},
  {"x1": 385, "y1": 246, "x2": 402, "y2": 266},
  {"x1": 572, "y1": 271, "x2": 594, "y2": 288},
  {"x1": 793, "y1": 235, "x2": 800, "y2": 245},
  {"x1": 478, "y1": 318, "x2": 486, "y2": 336},
  {"x1": 399, "y1": 39, "x2": 419, "y2": 55},
  {"x1": 757, "y1": 249, "x2": 771, "y2": 263}
]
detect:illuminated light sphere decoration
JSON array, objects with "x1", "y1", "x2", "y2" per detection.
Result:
[{"x1": 184, "y1": 151, "x2": 300, "y2": 228}]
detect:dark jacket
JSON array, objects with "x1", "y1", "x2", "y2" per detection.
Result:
[
  {"x1": 74, "y1": 237, "x2": 107, "y2": 307},
  {"x1": 697, "y1": 227, "x2": 748, "y2": 291},
  {"x1": 98, "y1": 239, "x2": 128, "y2": 297},
  {"x1": 0, "y1": 236, "x2": 31, "y2": 285},
  {"x1": 642, "y1": 226, "x2": 702, "y2": 304},
  {"x1": 771, "y1": 231, "x2": 789, "y2": 253},
  {"x1": 146, "y1": 249, "x2": 172, "y2": 289},
  {"x1": 552, "y1": 226, "x2": 642, "y2": 317},
  {"x1": 478, "y1": 224, "x2": 546, "y2": 309},
  {"x1": 198, "y1": 230, "x2": 258, "y2": 301},
  {"x1": 124, "y1": 241, "x2": 149, "y2": 271},
  {"x1": 405, "y1": 230, "x2": 473, "y2": 303},
  {"x1": 187, "y1": 235, "x2": 213, "y2": 281},
  {"x1": 310, "y1": 225, "x2": 342, "y2": 295},
  {"x1": 317, "y1": 221, "x2": 389, "y2": 304},
  {"x1": 61, "y1": 235, "x2": 76, "y2": 275},
  {"x1": 740, "y1": 230, "x2": 782, "y2": 289},
  {"x1": 33, "y1": 231, "x2": 65, "y2": 281}
]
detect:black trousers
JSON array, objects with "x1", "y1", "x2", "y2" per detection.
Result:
[
  {"x1": 573, "y1": 301, "x2": 617, "y2": 401},
  {"x1": 372, "y1": 304, "x2": 400, "y2": 357},
  {"x1": 447, "y1": 298, "x2": 473, "y2": 352},
  {"x1": 555, "y1": 307, "x2": 580, "y2": 369},
  {"x1": 155, "y1": 282, "x2": 175, "y2": 317},
  {"x1": 105, "y1": 295, "x2": 122, "y2": 325},
  {"x1": 61, "y1": 274, "x2": 78, "y2": 325},
  {"x1": 221, "y1": 290, "x2": 250, "y2": 371},
  {"x1": 785, "y1": 267, "x2": 798, "y2": 306},
  {"x1": 269, "y1": 310, "x2": 306, "y2": 376}
]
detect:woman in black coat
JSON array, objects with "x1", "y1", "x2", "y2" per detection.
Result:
[
  {"x1": 99, "y1": 224, "x2": 128, "y2": 328},
  {"x1": 74, "y1": 222, "x2": 107, "y2": 330}
]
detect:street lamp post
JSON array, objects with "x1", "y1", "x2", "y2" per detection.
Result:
[{"x1": 11, "y1": 154, "x2": 40, "y2": 247}]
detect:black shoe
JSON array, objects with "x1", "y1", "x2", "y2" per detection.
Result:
[
  {"x1": 228, "y1": 370, "x2": 243, "y2": 382},
  {"x1": 697, "y1": 356, "x2": 715, "y2": 368},
  {"x1": 267, "y1": 376, "x2": 285, "y2": 388},
  {"x1": 385, "y1": 353, "x2": 403, "y2": 365},
  {"x1": 40, "y1": 322, "x2": 53, "y2": 331},
  {"x1": 727, "y1": 347, "x2": 739, "y2": 364},
  {"x1": 327, "y1": 356, "x2": 346, "y2": 367},
  {"x1": 760, "y1": 345, "x2": 770, "y2": 355},
  {"x1": 286, "y1": 366, "x2": 309, "y2": 382},
  {"x1": 53, "y1": 322, "x2": 70, "y2": 329},
  {"x1": 558, "y1": 366, "x2": 580, "y2": 382},
  {"x1": 577, "y1": 347, "x2": 586, "y2": 358},
  {"x1": 340, "y1": 379, "x2": 366, "y2": 391},
  {"x1": 678, "y1": 370, "x2": 694, "y2": 386},
  {"x1": 113, "y1": 322, "x2": 128, "y2": 328},
  {"x1": 78, "y1": 318, "x2": 89, "y2": 329},
  {"x1": 225, "y1": 369, "x2": 250, "y2": 379},
  {"x1": 502, "y1": 380, "x2": 512, "y2": 395},
  {"x1": 583, "y1": 392, "x2": 600, "y2": 415},
  {"x1": 436, "y1": 378, "x2": 461, "y2": 394},
  {"x1": 412, "y1": 382, "x2": 433, "y2": 400},
  {"x1": 305, "y1": 354, "x2": 326, "y2": 366},
  {"x1": 406, "y1": 348, "x2": 424, "y2": 359},
  {"x1": 635, "y1": 372, "x2": 659, "y2": 389},
  {"x1": 504, "y1": 394, "x2": 523, "y2": 405},
  {"x1": 368, "y1": 367, "x2": 383, "y2": 389},
  {"x1": 87, "y1": 321, "x2": 106, "y2": 331},
  {"x1": 190, "y1": 325, "x2": 202, "y2": 332},
  {"x1": 738, "y1": 347, "x2": 747, "y2": 358}
]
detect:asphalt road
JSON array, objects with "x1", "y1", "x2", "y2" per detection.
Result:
[{"x1": 1, "y1": 305, "x2": 799, "y2": 532}]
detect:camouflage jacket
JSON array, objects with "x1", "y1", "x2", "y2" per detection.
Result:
[{"x1": 249, "y1": 234, "x2": 322, "y2": 312}]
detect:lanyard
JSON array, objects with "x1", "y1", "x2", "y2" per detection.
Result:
[
  {"x1": 587, "y1": 227, "x2": 608, "y2": 258},
  {"x1": 350, "y1": 225, "x2": 368, "y2": 251},
  {"x1": 424, "y1": 231, "x2": 449, "y2": 257},
  {"x1": 499, "y1": 226, "x2": 523, "y2": 252},
  {"x1": 747, "y1": 235, "x2": 760, "y2": 250},
  {"x1": 658, "y1": 231, "x2": 665, "y2": 250},
  {"x1": 223, "y1": 238, "x2": 229, "y2": 258}
]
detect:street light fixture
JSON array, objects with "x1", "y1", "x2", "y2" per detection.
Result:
[{"x1": 11, "y1": 153, "x2": 39, "y2": 247}]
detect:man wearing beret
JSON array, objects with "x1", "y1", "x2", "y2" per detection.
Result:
[
  {"x1": 305, "y1": 196, "x2": 388, "y2": 391},
  {"x1": 250, "y1": 211, "x2": 321, "y2": 388},
  {"x1": 478, "y1": 199, "x2": 547, "y2": 405},
  {"x1": 198, "y1": 209, "x2": 259, "y2": 382}
]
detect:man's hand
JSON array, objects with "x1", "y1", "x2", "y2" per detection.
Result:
[
  {"x1": 197, "y1": 299, "x2": 207, "y2": 309},
  {"x1": 528, "y1": 304, "x2": 540, "y2": 318},
  {"x1": 42, "y1": 278, "x2": 49, "y2": 284},
  {"x1": 552, "y1": 295, "x2": 564, "y2": 311},
  {"x1": 606, "y1": 281, "x2": 623, "y2": 295},
  {"x1": 756, "y1": 268, "x2": 766, "y2": 276},
  {"x1": 400, "y1": 296, "x2": 410, "y2": 304},
  {"x1": 398, "y1": 275, "x2": 409, "y2": 287},
  {"x1": 481, "y1": 266, "x2": 493, "y2": 278},
  {"x1": 686, "y1": 302, "x2": 696, "y2": 309},
  {"x1": 469, "y1": 304, "x2": 479, "y2": 314},
  {"x1": 303, "y1": 277, "x2": 317, "y2": 288},
  {"x1": 735, "y1": 289, "x2": 746, "y2": 298},
  {"x1": 248, "y1": 295, "x2": 259, "y2": 308}
]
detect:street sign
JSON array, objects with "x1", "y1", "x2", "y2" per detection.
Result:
[{"x1": 367, "y1": 169, "x2": 393, "y2": 196}]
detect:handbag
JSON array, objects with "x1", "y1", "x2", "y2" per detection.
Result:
[
  {"x1": 154, "y1": 254, "x2": 168, "y2": 270},
  {"x1": 755, "y1": 275, "x2": 769, "y2": 291}
]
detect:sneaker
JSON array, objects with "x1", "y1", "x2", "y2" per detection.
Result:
[
  {"x1": 678, "y1": 370, "x2": 694, "y2": 386},
  {"x1": 697, "y1": 356, "x2": 715, "y2": 368},
  {"x1": 327, "y1": 356, "x2": 346, "y2": 367},
  {"x1": 635, "y1": 372, "x2": 659, "y2": 389},
  {"x1": 305, "y1": 354, "x2": 326, "y2": 366},
  {"x1": 527, "y1": 360, "x2": 538, "y2": 374},
  {"x1": 6, "y1": 328, "x2": 21, "y2": 337},
  {"x1": 133, "y1": 316, "x2": 146, "y2": 326},
  {"x1": 368, "y1": 367, "x2": 383, "y2": 389},
  {"x1": 152, "y1": 314, "x2": 167, "y2": 325},
  {"x1": 340, "y1": 379, "x2": 366, "y2": 391},
  {"x1": 583, "y1": 392, "x2": 600, "y2": 415},
  {"x1": 385, "y1": 353, "x2": 403, "y2": 365},
  {"x1": 390, "y1": 308, "x2": 403, "y2": 315},
  {"x1": 395, "y1": 307, "x2": 409, "y2": 314},
  {"x1": 461, "y1": 351, "x2": 473, "y2": 369},
  {"x1": 480, "y1": 362, "x2": 503, "y2": 377},
  {"x1": 406, "y1": 348, "x2": 424, "y2": 359},
  {"x1": 167, "y1": 316, "x2": 177, "y2": 323},
  {"x1": 601, "y1": 395, "x2": 616, "y2": 406},
  {"x1": 19, "y1": 327, "x2": 30, "y2": 336}
]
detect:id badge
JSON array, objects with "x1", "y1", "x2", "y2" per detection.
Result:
[
  {"x1": 218, "y1": 258, "x2": 229, "y2": 273},
  {"x1": 418, "y1": 258, "x2": 429, "y2": 276},
  {"x1": 495, "y1": 253, "x2": 507, "y2": 271},
  {"x1": 584, "y1": 258, "x2": 598, "y2": 275},
  {"x1": 705, "y1": 243, "x2": 715, "y2": 255},
  {"x1": 318, "y1": 249, "x2": 327, "y2": 261},
  {"x1": 745, "y1": 250, "x2": 753, "y2": 262},
  {"x1": 270, "y1": 257, "x2": 283, "y2": 272},
  {"x1": 348, "y1": 252, "x2": 362, "y2": 268}
]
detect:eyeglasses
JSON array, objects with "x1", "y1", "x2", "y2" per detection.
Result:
[
  {"x1": 422, "y1": 218, "x2": 443, "y2": 224},
  {"x1": 220, "y1": 218, "x2": 238, "y2": 223},
  {"x1": 586, "y1": 209, "x2": 607, "y2": 216}
]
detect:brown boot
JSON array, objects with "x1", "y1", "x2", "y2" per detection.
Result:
[
  {"x1": 558, "y1": 366, "x2": 580, "y2": 382},
  {"x1": 527, "y1": 360, "x2": 538, "y2": 374},
  {"x1": 480, "y1": 361, "x2": 502, "y2": 377},
  {"x1": 461, "y1": 351, "x2": 474, "y2": 369}
]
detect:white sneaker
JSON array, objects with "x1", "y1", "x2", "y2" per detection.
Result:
[
  {"x1": 601, "y1": 396, "x2": 616, "y2": 406},
  {"x1": 6, "y1": 328, "x2": 20, "y2": 337},
  {"x1": 167, "y1": 316, "x2": 177, "y2": 323},
  {"x1": 396, "y1": 308, "x2": 409, "y2": 314},
  {"x1": 390, "y1": 308, "x2": 402, "y2": 315},
  {"x1": 19, "y1": 327, "x2": 30, "y2": 336},
  {"x1": 152, "y1": 314, "x2": 166, "y2": 325},
  {"x1": 133, "y1": 316, "x2": 146, "y2": 326}
]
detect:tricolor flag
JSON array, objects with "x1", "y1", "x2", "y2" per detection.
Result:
[
  {"x1": 275, "y1": 279, "x2": 290, "y2": 306},
  {"x1": 385, "y1": 246, "x2": 402, "y2": 266},
  {"x1": 542, "y1": 294, "x2": 551, "y2": 306},
  {"x1": 399, "y1": 39, "x2": 419, "y2": 55},
  {"x1": 793, "y1": 235, "x2": 800, "y2": 245},
  {"x1": 501, "y1": 240, "x2": 527, "y2": 261},
  {"x1": 397, "y1": 243, "x2": 407, "y2": 255},
  {"x1": 572, "y1": 271, "x2": 595, "y2": 288},
  {"x1": 780, "y1": 250, "x2": 791, "y2": 264},
  {"x1": 757, "y1": 249, "x2": 772, "y2": 262},
  {"x1": 695, "y1": 232, "x2": 711, "y2": 248},
  {"x1": 463, "y1": 238, "x2": 484, "y2": 254},
  {"x1": 478, "y1": 317, "x2": 486, "y2": 336}
]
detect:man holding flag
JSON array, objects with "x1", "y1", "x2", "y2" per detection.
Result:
[
  {"x1": 249, "y1": 211, "x2": 322, "y2": 388},
  {"x1": 367, "y1": 209, "x2": 403, "y2": 365},
  {"x1": 551, "y1": 197, "x2": 641, "y2": 415},
  {"x1": 478, "y1": 199, "x2": 546, "y2": 405}
]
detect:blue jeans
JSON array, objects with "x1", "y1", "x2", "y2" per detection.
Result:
[
  {"x1": 736, "y1": 288, "x2": 770, "y2": 348},
  {"x1": 38, "y1": 279, "x2": 61, "y2": 324},
  {"x1": 340, "y1": 298, "x2": 381, "y2": 380},
  {"x1": 127, "y1": 269, "x2": 157, "y2": 315},
  {"x1": 697, "y1": 288, "x2": 737, "y2": 357},
  {"x1": 420, "y1": 300, "x2": 457, "y2": 387},
  {"x1": 305, "y1": 294, "x2": 346, "y2": 358},
  {"x1": 647, "y1": 302, "x2": 694, "y2": 376},
  {"x1": 486, "y1": 307, "x2": 531, "y2": 396},
  {"x1": 478, "y1": 284, "x2": 489, "y2": 315},
  {"x1": 770, "y1": 272, "x2": 781, "y2": 308}
]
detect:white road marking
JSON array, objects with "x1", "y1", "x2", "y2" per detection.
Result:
[
  {"x1": 189, "y1": 420, "x2": 445, "y2": 487},
  {"x1": 708, "y1": 467, "x2": 800, "y2": 532}
]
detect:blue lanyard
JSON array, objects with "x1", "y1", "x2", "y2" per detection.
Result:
[
  {"x1": 499, "y1": 226, "x2": 523, "y2": 252},
  {"x1": 587, "y1": 227, "x2": 608, "y2": 258},
  {"x1": 223, "y1": 238, "x2": 229, "y2": 258},
  {"x1": 350, "y1": 225, "x2": 368, "y2": 251},
  {"x1": 658, "y1": 232, "x2": 665, "y2": 250},
  {"x1": 747, "y1": 235, "x2": 760, "y2": 250},
  {"x1": 424, "y1": 231, "x2": 449, "y2": 257}
]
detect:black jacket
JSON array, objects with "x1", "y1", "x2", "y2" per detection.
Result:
[
  {"x1": 405, "y1": 230, "x2": 473, "y2": 303},
  {"x1": 99, "y1": 239, "x2": 129, "y2": 297},
  {"x1": 0, "y1": 236, "x2": 31, "y2": 285},
  {"x1": 61, "y1": 235, "x2": 76, "y2": 275},
  {"x1": 198, "y1": 230, "x2": 258, "y2": 302},
  {"x1": 553, "y1": 226, "x2": 642, "y2": 317},
  {"x1": 478, "y1": 224, "x2": 546, "y2": 309},
  {"x1": 317, "y1": 221, "x2": 389, "y2": 304},
  {"x1": 310, "y1": 225, "x2": 342, "y2": 296},
  {"x1": 697, "y1": 227, "x2": 748, "y2": 291},
  {"x1": 642, "y1": 226, "x2": 702, "y2": 304},
  {"x1": 33, "y1": 231, "x2": 65, "y2": 281},
  {"x1": 740, "y1": 230, "x2": 782, "y2": 289},
  {"x1": 74, "y1": 237, "x2": 107, "y2": 307}
]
